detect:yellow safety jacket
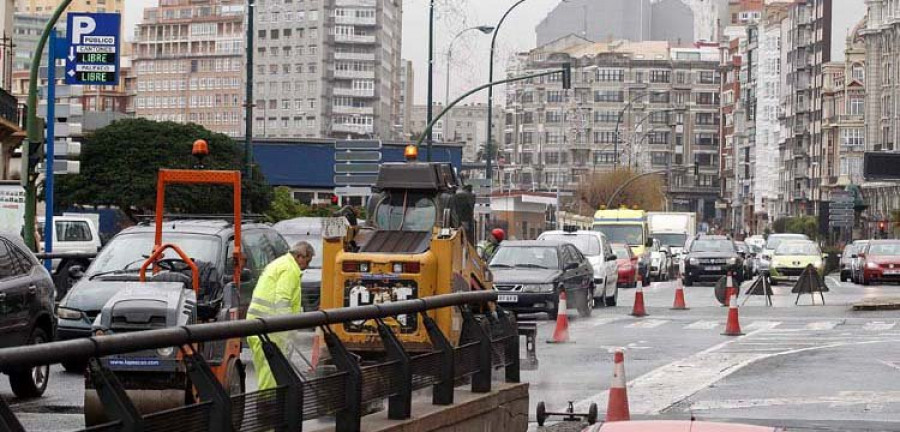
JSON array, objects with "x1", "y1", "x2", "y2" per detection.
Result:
[{"x1": 247, "y1": 253, "x2": 303, "y2": 321}]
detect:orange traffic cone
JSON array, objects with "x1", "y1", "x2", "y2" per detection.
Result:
[
  {"x1": 631, "y1": 278, "x2": 647, "y2": 317},
  {"x1": 724, "y1": 272, "x2": 736, "y2": 306},
  {"x1": 722, "y1": 293, "x2": 744, "y2": 336},
  {"x1": 605, "y1": 348, "x2": 630, "y2": 422},
  {"x1": 671, "y1": 279, "x2": 688, "y2": 310},
  {"x1": 547, "y1": 291, "x2": 570, "y2": 343},
  {"x1": 309, "y1": 334, "x2": 322, "y2": 371}
]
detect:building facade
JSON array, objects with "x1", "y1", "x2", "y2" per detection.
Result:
[
  {"x1": 502, "y1": 39, "x2": 721, "y2": 221},
  {"x1": 252, "y1": 0, "x2": 402, "y2": 139},
  {"x1": 535, "y1": 0, "x2": 695, "y2": 46},
  {"x1": 399, "y1": 59, "x2": 413, "y2": 139},
  {"x1": 407, "y1": 103, "x2": 502, "y2": 164},
  {"x1": 132, "y1": 0, "x2": 246, "y2": 137}
]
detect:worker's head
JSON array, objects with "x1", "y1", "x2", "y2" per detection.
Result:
[
  {"x1": 491, "y1": 228, "x2": 506, "y2": 243},
  {"x1": 290, "y1": 241, "x2": 315, "y2": 270}
]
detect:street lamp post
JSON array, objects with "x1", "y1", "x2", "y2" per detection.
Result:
[
  {"x1": 612, "y1": 90, "x2": 665, "y2": 168},
  {"x1": 485, "y1": 0, "x2": 528, "y2": 185},
  {"x1": 445, "y1": 26, "x2": 495, "y2": 106}
]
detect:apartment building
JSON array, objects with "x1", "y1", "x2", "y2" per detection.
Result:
[
  {"x1": 719, "y1": 37, "x2": 741, "y2": 230},
  {"x1": 822, "y1": 24, "x2": 866, "y2": 192},
  {"x1": 503, "y1": 38, "x2": 721, "y2": 220},
  {"x1": 398, "y1": 59, "x2": 413, "y2": 139},
  {"x1": 252, "y1": 0, "x2": 402, "y2": 139},
  {"x1": 407, "y1": 103, "x2": 503, "y2": 163},
  {"x1": 861, "y1": 0, "x2": 900, "y2": 153},
  {"x1": 133, "y1": 0, "x2": 246, "y2": 137},
  {"x1": 777, "y1": 0, "x2": 832, "y2": 218}
]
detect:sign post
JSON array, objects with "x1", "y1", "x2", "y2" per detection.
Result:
[{"x1": 64, "y1": 13, "x2": 121, "y2": 86}]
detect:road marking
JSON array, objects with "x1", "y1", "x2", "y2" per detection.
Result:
[
  {"x1": 599, "y1": 341, "x2": 654, "y2": 353},
  {"x1": 826, "y1": 276, "x2": 842, "y2": 288},
  {"x1": 591, "y1": 317, "x2": 629, "y2": 327},
  {"x1": 744, "y1": 321, "x2": 781, "y2": 330},
  {"x1": 688, "y1": 391, "x2": 900, "y2": 411},
  {"x1": 864, "y1": 321, "x2": 897, "y2": 331},
  {"x1": 625, "y1": 319, "x2": 668, "y2": 329},
  {"x1": 683, "y1": 320, "x2": 720, "y2": 330},
  {"x1": 805, "y1": 321, "x2": 841, "y2": 330},
  {"x1": 878, "y1": 360, "x2": 900, "y2": 371}
]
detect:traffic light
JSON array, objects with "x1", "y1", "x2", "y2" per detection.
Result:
[
  {"x1": 20, "y1": 117, "x2": 46, "y2": 185},
  {"x1": 879, "y1": 221, "x2": 887, "y2": 231},
  {"x1": 561, "y1": 63, "x2": 572, "y2": 90}
]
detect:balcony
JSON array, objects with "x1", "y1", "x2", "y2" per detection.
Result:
[
  {"x1": 334, "y1": 70, "x2": 376, "y2": 80},
  {"x1": 839, "y1": 114, "x2": 864, "y2": 124},
  {"x1": 333, "y1": 88, "x2": 375, "y2": 98},
  {"x1": 334, "y1": 15, "x2": 377, "y2": 26},
  {"x1": 334, "y1": 51, "x2": 376, "y2": 61},
  {"x1": 334, "y1": 33, "x2": 376, "y2": 44},
  {"x1": 335, "y1": 0, "x2": 376, "y2": 6},
  {"x1": 333, "y1": 105, "x2": 374, "y2": 116},
  {"x1": 333, "y1": 123, "x2": 374, "y2": 135}
]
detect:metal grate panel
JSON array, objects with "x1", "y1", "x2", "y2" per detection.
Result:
[
  {"x1": 454, "y1": 342, "x2": 481, "y2": 378},
  {"x1": 410, "y1": 351, "x2": 442, "y2": 389},
  {"x1": 78, "y1": 421, "x2": 123, "y2": 432},
  {"x1": 142, "y1": 402, "x2": 212, "y2": 432},
  {"x1": 303, "y1": 372, "x2": 348, "y2": 418},
  {"x1": 360, "y1": 361, "x2": 401, "y2": 402},
  {"x1": 232, "y1": 387, "x2": 288, "y2": 432}
]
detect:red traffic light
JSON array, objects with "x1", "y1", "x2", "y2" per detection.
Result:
[{"x1": 331, "y1": 195, "x2": 339, "y2": 205}]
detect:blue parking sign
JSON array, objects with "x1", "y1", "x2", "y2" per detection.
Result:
[{"x1": 64, "y1": 13, "x2": 121, "y2": 86}]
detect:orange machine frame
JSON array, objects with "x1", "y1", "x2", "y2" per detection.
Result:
[{"x1": 152, "y1": 169, "x2": 243, "y2": 287}]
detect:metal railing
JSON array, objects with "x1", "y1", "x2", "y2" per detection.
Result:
[{"x1": 0, "y1": 291, "x2": 519, "y2": 432}]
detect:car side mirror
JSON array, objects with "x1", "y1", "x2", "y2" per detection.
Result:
[
  {"x1": 646, "y1": 239, "x2": 653, "y2": 247},
  {"x1": 69, "y1": 265, "x2": 85, "y2": 280},
  {"x1": 565, "y1": 262, "x2": 579, "y2": 270},
  {"x1": 607, "y1": 254, "x2": 617, "y2": 261}
]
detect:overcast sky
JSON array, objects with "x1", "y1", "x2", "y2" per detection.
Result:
[{"x1": 123, "y1": 0, "x2": 867, "y2": 105}]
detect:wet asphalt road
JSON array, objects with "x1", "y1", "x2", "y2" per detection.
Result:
[{"x1": 2, "y1": 275, "x2": 899, "y2": 431}]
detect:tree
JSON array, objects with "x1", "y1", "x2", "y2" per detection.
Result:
[
  {"x1": 55, "y1": 119, "x2": 272, "y2": 222},
  {"x1": 576, "y1": 168, "x2": 665, "y2": 213}
]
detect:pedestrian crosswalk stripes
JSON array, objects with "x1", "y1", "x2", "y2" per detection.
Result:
[
  {"x1": 683, "y1": 320, "x2": 721, "y2": 330},
  {"x1": 625, "y1": 319, "x2": 669, "y2": 329},
  {"x1": 863, "y1": 321, "x2": 897, "y2": 331}
]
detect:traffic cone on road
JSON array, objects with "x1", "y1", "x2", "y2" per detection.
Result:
[
  {"x1": 725, "y1": 272, "x2": 736, "y2": 306},
  {"x1": 722, "y1": 293, "x2": 744, "y2": 336},
  {"x1": 606, "y1": 349, "x2": 631, "y2": 422},
  {"x1": 631, "y1": 278, "x2": 647, "y2": 317},
  {"x1": 547, "y1": 291, "x2": 570, "y2": 343},
  {"x1": 671, "y1": 279, "x2": 688, "y2": 310}
]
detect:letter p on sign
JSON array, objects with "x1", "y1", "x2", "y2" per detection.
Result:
[{"x1": 72, "y1": 16, "x2": 96, "y2": 44}]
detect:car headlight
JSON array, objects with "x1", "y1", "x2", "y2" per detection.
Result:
[
  {"x1": 727, "y1": 257, "x2": 738, "y2": 265},
  {"x1": 156, "y1": 347, "x2": 175, "y2": 358},
  {"x1": 689, "y1": 258, "x2": 698, "y2": 265},
  {"x1": 867, "y1": 262, "x2": 879, "y2": 269},
  {"x1": 813, "y1": 260, "x2": 823, "y2": 268},
  {"x1": 523, "y1": 283, "x2": 555, "y2": 293},
  {"x1": 56, "y1": 306, "x2": 82, "y2": 320}
]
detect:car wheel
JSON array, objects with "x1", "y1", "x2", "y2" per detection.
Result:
[
  {"x1": 642, "y1": 274, "x2": 650, "y2": 287},
  {"x1": 605, "y1": 284, "x2": 618, "y2": 307},
  {"x1": 576, "y1": 287, "x2": 593, "y2": 318},
  {"x1": 62, "y1": 361, "x2": 87, "y2": 374},
  {"x1": 9, "y1": 328, "x2": 50, "y2": 398}
]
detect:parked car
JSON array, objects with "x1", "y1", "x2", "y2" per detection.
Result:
[
  {"x1": 36, "y1": 214, "x2": 102, "y2": 299},
  {"x1": 648, "y1": 238, "x2": 671, "y2": 282},
  {"x1": 856, "y1": 240, "x2": 900, "y2": 285},
  {"x1": 610, "y1": 243, "x2": 638, "y2": 288},
  {"x1": 537, "y1": 229, "x2": 618, "y2": 307},
  {"x1": 840, "y1": 242, "x2": 862, "y2": 282},
  {"x1": 850, "y1": 240, "x2": 870, "y2": 284},
  {"x1": 745, "y1": 235, "x2": 766, "y2": 251},
  {"x1": 55, "y1": 220, "x2": 288, "y2": 372},
  {"x1": 273, "y1": 217, "x2": 324, "y2": 311},
  {"x1": 735, "y1": 242, "x2": 755, "y2": 276},
  {"x1": 0, "y1": 232, "x2": 57, "y2": 397},
  {"x1": 758, "y1": 233, "x2": 809, "y2": 274},
  {"x1": 489, "y1": 240, "x2": 595, "y2": 318},
  {"x1": 682, "y1": 235, "x2": 744, "y2": 286},
  {"x1": 768, "y1": 240, "x2": 825, "y2": 285}
]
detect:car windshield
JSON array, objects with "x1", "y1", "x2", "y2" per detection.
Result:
[
  {"x1": 868, "y1": 243, "x2": 900, "y2": 256},
  {"x1": 766, "y1": 235, "x2": 807, "y2": 251},
  {"x1": 373, "y1": 192, "x2": 437, "y2": 232},
  {"x1": 281, "y1": 235, "x2": 324, "y2": 268},
  {"x1": 87, "y1": 233, "x2": 222, "y2": 276},
  {"x1": 490, "y1": 246, "x2": 559, "y2": 269},
  {"x1": 775, "y1": 242, "x2": 820, "y2": 256},
  {"x1": 593, "y1": 225, "x2": 643, "y2": 246},
  {"x1": 654, "y1": 233, "x2": 687, "y2": 248},
  {"x1": 610, "y1": 244, "x2": 631, "y2": 258},
  {"x1": 539, "y1": 234, "x2": 601, "y2": 256},
  {"x1": 690, "y1": 239, "x2": 735, "y2": 253}
]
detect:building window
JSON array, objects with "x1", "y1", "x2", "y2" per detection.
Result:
[
  {"x1": 594, "y1": 90, "x2": 624, "y2": 103},
  {"x1": 651, "y1": 152, "x2": 668, "y2": 166},
  {"x1": 595, "y1": 111, "x2": 618, "y2": 123},
  {"x1": 851, "y1": 64, "x2": 865, "y2": 82},
  {"x1": 649, "y1": 70, "x2": 670, "y2": 83},
  {"x1": 647, "y1": 132, "x2": 669, "y2": 145},
  {"x1": 522, "y1": 112, "x2": 534, "y2": 124},
  {"x1": 596, "y1": 68, "x2": 624, "y2": 82},
  {"x1": 695, "y1": 92, "x2": 719, "y2": 106},
  {"x1": 841, "y1": 128, "x2": 864, "y2": 150},
  {"x1": 594, "y1": 131, "x2": 617, "y2": 144},
  {"x1": 698, "y1": 71, "x2": 717, "y2": 84},
  {"x1": 695, "y1": 112, "x2": 718, "y2": 125},
  {"x1": 694, "y1": 133, "x2": 719, "y2": 147},
  {"x1": 545, "y1": 111, "x2": 563, "y2": 123},
  {"x1": 849, "y1": 98, "x2": 864, "y2": 116},
  {"x1": 649, "y1": 92, "x2": 670, "y2": 104},
  {"x1": 546, "y1": 90, "x2": 564, "y2": 103}
]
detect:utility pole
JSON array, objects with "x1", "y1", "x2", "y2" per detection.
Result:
[{"x1": 426, "y1": 0, "x2": 434, "y2": 161}]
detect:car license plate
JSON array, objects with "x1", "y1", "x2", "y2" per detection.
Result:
[
  {"x1": 786, "y1": 275, "x2": 799, "y2": 281},
  {"x1": 884, "y1": 270, "x2": 900, "y2": 275},
  {"x1": 497, "y1": 295, "x2": 518, "y2": 303},
  {"x1": 704, "y1": 266, "x2": 721, "y2": 271}
]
